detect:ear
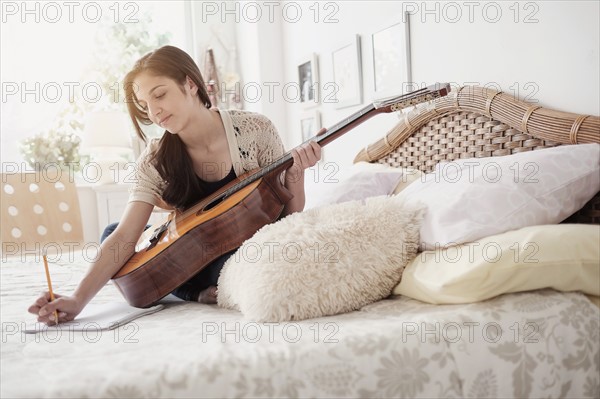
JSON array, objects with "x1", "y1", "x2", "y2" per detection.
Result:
[{"x1": 186, "y1": 75, "x2": 198, "y2": 95}]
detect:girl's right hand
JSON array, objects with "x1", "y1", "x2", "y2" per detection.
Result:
[{"x1": 27, "y1": 291, "x2": 84, "y2": 325}]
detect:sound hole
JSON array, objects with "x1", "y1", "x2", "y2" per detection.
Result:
[{"x1": 199, "y1": 196, "x2": 225, "y2": 214}]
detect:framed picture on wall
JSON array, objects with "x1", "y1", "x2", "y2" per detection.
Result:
[
  {"x1": 371, "y1": 12, "x2": 411, "y2": 99},
  {"x1": 300, "y1": 110, "x2": 321, "y2": 142},
  {"x1": 297, "y1": 53, "x2": 320, "y2": 108},
  {"x1": 331, "y1": 35, "x2": 363, "y2": 109}
]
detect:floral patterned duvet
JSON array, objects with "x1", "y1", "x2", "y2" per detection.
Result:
[{"x1": 2, "y1": 254, "x2": 598, "y2": 398}]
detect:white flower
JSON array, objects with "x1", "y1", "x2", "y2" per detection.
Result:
[{"x1": 20, "y1": 131, "x2": 81, "y2": 170}]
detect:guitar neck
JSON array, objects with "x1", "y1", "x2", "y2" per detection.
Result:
[
  {"x1": 220, "y1": 83, "x2": 451, "y2": 198},
  {"x1": 267, "y1": 103, "x2": 380, "y2": 170}
]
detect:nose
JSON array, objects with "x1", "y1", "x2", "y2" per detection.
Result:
[{"x1": 148, "y1": 105, "x2": 162, "y2": 122}]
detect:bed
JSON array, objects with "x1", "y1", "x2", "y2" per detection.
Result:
[{"x1": 1, "y1": 86, "x2": 599, "y2": 398}]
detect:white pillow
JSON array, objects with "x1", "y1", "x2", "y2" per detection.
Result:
[
  {"x1": 303, "y1": 161, "x2": 419, "y2": 210},
  {"x1": 397, "y1": 143, "x2": 600, "y2": 250}
]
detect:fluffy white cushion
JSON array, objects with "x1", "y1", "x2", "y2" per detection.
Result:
[
  {"x1": 303, "y1": 161, "x2": 419, "y2": 210},
  {"x1": 397, "y1": 143, "x2": 600, "y2": 250},
  {"x1": 394, "y1": 224, "x2": 600, "y2": 303},
  {"x1": 217, "y1": 196, "x2": 424, "y2": 322}
]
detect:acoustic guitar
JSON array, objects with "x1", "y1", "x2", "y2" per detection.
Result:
[{"x1": 112, "y1": 83, "x2": 451, "y2": 307}]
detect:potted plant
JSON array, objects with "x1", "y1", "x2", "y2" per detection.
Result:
[{"x1": 19, "y1": 129, "x2": 82, "y2": 171}]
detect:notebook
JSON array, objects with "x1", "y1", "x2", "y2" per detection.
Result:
[{"x1": 24, "y1": 302, "x2": 164, "y2": 334}]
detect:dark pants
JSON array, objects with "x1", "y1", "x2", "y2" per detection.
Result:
[{"x1": 101, "y1": 222, "x2": 230, "y2": 302}]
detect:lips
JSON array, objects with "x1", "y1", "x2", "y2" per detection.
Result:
[{"x1": 159, "y1": 115, "x2": 171, "y2": 126}]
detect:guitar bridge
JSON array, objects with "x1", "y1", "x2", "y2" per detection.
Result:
[{"x1": 146, "y1": 220, "x2": 171, "y2": 250}]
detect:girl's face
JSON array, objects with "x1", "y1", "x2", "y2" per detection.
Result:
[{"x1": 133, "y1": 72, "x2": 199, "y2": 133}]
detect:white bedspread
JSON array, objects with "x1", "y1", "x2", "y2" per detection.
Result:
[{"x1": 1, "y1": 252, "x2": 598, "y2": 398}]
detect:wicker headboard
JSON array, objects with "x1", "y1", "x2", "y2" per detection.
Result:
[{"x1": 354, "y1": 86, "x2": 600, "y2": 224}]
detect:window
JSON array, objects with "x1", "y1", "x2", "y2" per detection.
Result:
[{"x1": 1, "y1": 1, "x2": 191, "y2": 171}]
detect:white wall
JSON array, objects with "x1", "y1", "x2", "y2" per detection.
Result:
[
  {"x1": 409, "y1": 1, "x2": 600, "y2": 115},
  {"x1": 191, "y1": 1, "x2": 288, "y2": 132},
  {"x1": 231, "y1": 0, "x2": 599, "y2": 168},
  {"x1": 235, "y1": 12, "x2": 287, "y2": 132},
  {"x1": 278, "y1": 1, "x2": 406, "y2": 166}
]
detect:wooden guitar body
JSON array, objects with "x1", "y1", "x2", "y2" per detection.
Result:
[{"x1": 112, "y1": 167, "x2": 292, "y2": 307}]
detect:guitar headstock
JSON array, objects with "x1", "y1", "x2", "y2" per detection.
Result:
[{"x1": 374, "y1": 83, "x2": 451, "y2": 113}]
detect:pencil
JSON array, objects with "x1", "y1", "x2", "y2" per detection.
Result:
[{"x1": 42, "y1": 255, "x2": 59, "y2": 324}]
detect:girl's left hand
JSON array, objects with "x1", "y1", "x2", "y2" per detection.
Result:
[{"x1": 287, "y1": 128, "x2": 325, "y2": 182}]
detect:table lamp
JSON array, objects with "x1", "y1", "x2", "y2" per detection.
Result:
[{"x1": 81, "y1": 111, "x2": 134, "y2": 184}]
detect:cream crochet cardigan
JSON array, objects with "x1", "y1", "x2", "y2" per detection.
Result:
[{"x1": 128, "y1": 109, "x2": 285, "y2": 210}]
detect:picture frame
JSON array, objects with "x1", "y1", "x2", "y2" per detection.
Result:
[
  {"x1": 297, "y1": 53, "x2": 320, "y2": 108},
  {"x1": 331, "y1": 35, "x2": 363, "y2": 109},
  {"x1": 371, "y1": 13, "x2": 411, "y2": 99},
  {"x1": 300, "y1": 110, "x2": 321, "y2": 142}
]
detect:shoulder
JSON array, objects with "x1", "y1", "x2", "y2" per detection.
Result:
[
  {"x1": 133, "y1": 138, "x2": 163, "y2": 179},
  {"x1": 136, "y1": 138, "x2": 161, "y2": 163},
  {"x1": 224, "y1": 109, "x2": 276, "y2": 134},
  {"x1": 146, "y1": 137, "x2": 161, "y2": 152},
  {"x1": 128, "y1": 138, "x2": 168, "y2": 208}
]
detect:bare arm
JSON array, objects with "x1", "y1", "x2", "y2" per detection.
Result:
[
  {"x1": 28, "y1": 201, "x2": 154, "y2": 324},
  {"x1": 281, "y1": 136, "x2": 323, "y2": 216},
  {"x1": 73, "y1": 201, "x2": 154, "y2": 305}
]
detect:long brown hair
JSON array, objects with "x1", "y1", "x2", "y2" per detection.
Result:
[{"x1": 123, "y1": 45, "x2": 213, "y2": 209}]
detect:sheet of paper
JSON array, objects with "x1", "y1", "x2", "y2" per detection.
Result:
[{"x1": 23, "y1": 303, "x2": 164, "y2": 333}]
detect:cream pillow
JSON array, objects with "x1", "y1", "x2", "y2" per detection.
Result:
[
  {"x1": 394, "y1": 224, "x2": 600, "y2": 304},
  {"x1": 218, "y1": 196, "x2": 424, "y2": 322},
  {"x1": 397, "y1": 143, "x2": 600, "y2": 250}
]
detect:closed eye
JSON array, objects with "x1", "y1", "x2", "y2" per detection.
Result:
[{"x1": 138, "y1": 93, "x2": 164, "y2": 111}]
